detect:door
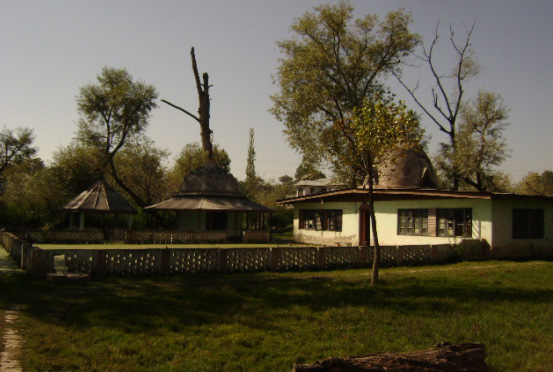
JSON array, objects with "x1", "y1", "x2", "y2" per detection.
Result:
[{"x1": 359, "y1": 203, "x2": 371, "y2": 246}]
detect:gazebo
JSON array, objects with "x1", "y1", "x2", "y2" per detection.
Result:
[
  {"x1": 62, "y1": 179, "x2": 138, "y2": 231},
  {"x1": 146, "y1": 163, "x2": 273, "y2": 242}
]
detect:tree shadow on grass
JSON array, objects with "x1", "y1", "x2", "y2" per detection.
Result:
[{"x1": 2, "y1": 264, "x2": 553, "y2": 336}]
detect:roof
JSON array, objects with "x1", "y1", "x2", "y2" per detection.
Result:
[
  {"x1": 62, "y1": 179, "x2": 138, "y2": 214},
  {"x1": 146, "y1": 196, "x2": 272, "y2": 212},
  {"x1": 374, "y1": 149, "x2": 439, "y2": 189},
  {"x1": 146, "y1": 163, "x2": 272, "y2": 212},
  {"x1": 277, "y1": 187, "x2": 553, "y2": 205},
  {"x1": 295, "y1": 178, "x2": 345, "y2": 188},
  {"x1": 176, "y1": 163, "x2": 243, "y2": 197}
]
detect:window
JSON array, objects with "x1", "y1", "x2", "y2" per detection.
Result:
[
  {"x1": 437, "y1": 208, "x2": 472, "y2": 237},
  {"x1": 513, "y1": 209, "x2": 544, "y2": 239},
  {"x1": 299, "y1": 209, "x2": 342, "y2": 231},
  {"x1": 398, "y1": 209, "x2": 428, "y2": 235}
]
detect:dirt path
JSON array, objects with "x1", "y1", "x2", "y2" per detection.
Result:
[{"x1": 0, "y1": 310, "x2": 23, "y2": 372}]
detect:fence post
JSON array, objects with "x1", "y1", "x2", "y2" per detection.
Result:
[
  {"x1": 96, "y1": 250, "x2": 107, "y2": 278},
  {"x1": 430, "y1": 245, "x2": 438, "y2": 263},
  {"x1": 218, "y1": 249, "x2": 228, "y2": 273},
  {"x1": 160, "y1": 249, "x2": 171, "y2": 275},
  {"x1": 358, "y1": 246, "x2": 368, "y2": 267},
  {"x1": 396, "y1": 246, "x2": 404, "y2": 266},
  {"x1": 269, "y1": 247, "x2": 280, "y2": 272},
  {"x1": 316, "y1": 247, "x2": 327, "y2": 269},
  {"x1": 29, "y1": 248, "x2": 50, "y2": 279}
]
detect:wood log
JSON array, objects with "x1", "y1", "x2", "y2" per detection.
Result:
[{"x1": 292, "y1": 343, "x2": 488, "y2": 372}]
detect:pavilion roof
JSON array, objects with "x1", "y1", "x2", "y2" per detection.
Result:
[{"x1": 62, "y1": 179, "x2": 138, "y2": 214}]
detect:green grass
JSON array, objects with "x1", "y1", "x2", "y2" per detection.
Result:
[{"x1": 1, "y1": 261, "x2": 553, "y2": 371}]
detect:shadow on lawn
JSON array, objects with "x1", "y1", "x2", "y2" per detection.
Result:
[{"x1": 2, "y1": 265, "x2": 553, "y2": 335}]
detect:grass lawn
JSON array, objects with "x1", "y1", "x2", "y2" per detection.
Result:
[{"x1": 1, "y1": 260, "x2": 553, "y2": 371}]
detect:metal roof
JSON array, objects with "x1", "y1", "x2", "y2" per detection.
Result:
[
  {"x1": 146, "y1": 196, "x2": 272, "y2": 212},
  {"x1": 277, "y1": 187, "x2": 553, "y2": 205},
  {"x1": 62, "y1": 179, "x2": 138, "y2": 214}
]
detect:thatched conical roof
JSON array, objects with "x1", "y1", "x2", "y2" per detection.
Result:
[
  {"x1": 374, "y1": 149, "x2": 439, "y2": 189},
  {"x1": 62, "y1": 179, "x2": 138, "y2": 214}
]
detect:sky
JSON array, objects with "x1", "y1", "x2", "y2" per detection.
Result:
[{"x1": 1, "y1": 0, "x2": 552, "y2": 183}]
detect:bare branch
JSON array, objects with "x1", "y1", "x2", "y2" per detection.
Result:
[{"x1": 161, "y1": 99, "x2": 200, "y2": 122}]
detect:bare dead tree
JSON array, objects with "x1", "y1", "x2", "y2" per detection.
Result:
[
  {"x1": 393, "y1": 21, "x2": 478, "y2": 190},
  {"x1": 162, "y1": 47, "x2": 213, "y2": 159}
]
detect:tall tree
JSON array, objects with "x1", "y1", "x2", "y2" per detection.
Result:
[
  {"x1": 452, "y1": 90, "x2": 509, "y2": 191},
  {"x1": 162, "y1": 48, "x2": 214, "y2": 159},
  {"x1": 0, "y1": 126, "x2": 37, "y2": 178},
  {"x1": 394, "y1": 22, "x2": 479, "y2": 190},
  {"x1": 245, "y1": 128, "x2": 256, "y2": 182},
  {"x1": 271, "y1": 1, "x2": 419, "y2": 175},
  {"x1": 328, "y1": 94, "x2": 422, "y2": 285},
  {"x1": 76, "y1": 67, "x2": 158, "y2": 207},
  {"x1": 516, "y1": 171, "x2": 553, "y2": 196}
]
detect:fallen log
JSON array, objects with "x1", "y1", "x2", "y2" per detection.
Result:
[{"x1": 292, "y1": 342, "x2": 488, "y2": 372}]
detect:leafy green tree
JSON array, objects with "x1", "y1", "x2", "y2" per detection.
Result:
[
  {"x1": 167, "y1": 143, "x2": 231, "y2": 195},
  {"x1": 0, "y1": 126, "x2": 38, "y2": 179},
  {"x1": 294, "y1": 159, "x2": 326, "y2": 181},
  {"x1": 114, "y1": 138, "x2": 170, "y2": 205},
  {"x1": 271, "y1": 1, "x2": 419, "y2": 172},
  {"x1": 516, "y1": 171, "x2": 553, "y2": 196},
  {"x1": 452, "y1": 90, "x2": 509, "y2": 191},
  {"x1": 245, "y1": 128, "x2": 256, "y2": 182},
  {"x1": 76, "y1": 66, "x2": 158, "y2": 207},
  {"x1": 0, "y1": 160, "x2": 67, "y2": 228},
  {"x1": 329, "y1": 95, "x2": 422, "y2": 285},
  {"x1": 50, "y1": 142, "x2": 103, "y2": 198}
]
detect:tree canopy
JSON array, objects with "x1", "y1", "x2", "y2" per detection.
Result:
[
  {"x1": 516, "y1": 171, "x2": 553, "y2": 196},
  {"x1": 271, "y1": 1, "x2": 419, "y2": 169},
  {"x1": 76, "y1": 66, "x2": 158, "y2": 206},
  {"x1": 0, "y1": 126, "x2": 38, "y2": 178},
  {"x1": 452, "y1": 90, "x2": 509, "y2": 191}
]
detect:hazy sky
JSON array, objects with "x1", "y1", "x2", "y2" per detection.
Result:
[{"x1": 1, "y1": 0, "x2": 552, "y2": 182}]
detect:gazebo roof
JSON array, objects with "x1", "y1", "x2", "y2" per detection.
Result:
[
  {"x1": 146, "y1": 195, "x2": 272, "y2": 212},
  {"x1": 62, "y1": 179, "x2": 138, "y2": 215},
  {"x1": 146, "y1": 164, "x2": 272, "y2": 212}
]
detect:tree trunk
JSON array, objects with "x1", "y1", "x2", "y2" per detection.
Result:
[
  {"x1": 368, "y1": 166, "x2": 380, "y2": 286},
  {"x1": 292, "y1": 343, "x2": 488, "y2": 372},
  {"x1": 191, "y1": 48, "x2": 213, "y2": 159},
  {"x1": 108, "y1": 159, "x2": 146, "y2": 208}
]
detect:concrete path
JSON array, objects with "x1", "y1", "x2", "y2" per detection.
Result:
[
  {"x1": 0, "y1": 311, "x2": 23, "y2": 372},
  {"x1": 0, "y1": 248, "x2": 23, "y2": 276}
]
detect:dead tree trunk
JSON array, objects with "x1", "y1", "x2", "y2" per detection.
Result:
[
  {"x1": 292, "y1": 343, "x2": 488, "y2": 372},
  {"x1": 161, "y1": 47, "x2": 213, "y2": 159}
]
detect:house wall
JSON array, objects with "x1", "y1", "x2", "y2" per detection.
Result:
[
  {"x1": 176, "y1": 211, "x2": 244, "y2": 231},
  {"x1": 373, "y1": 198, "x2": 493, "y2": 246},
  {"x1": 177, "y1": 211, "x2": 203, "y2": 230},
  {"x1": 293, "y1": 201, "x2": 361, "y2": 245},
  {"x1": 293, "y1": 198, "x2": 494, "y2": 246},
  {"x1": 490, "y1": 199, "x2": 553, "y2": 257}
]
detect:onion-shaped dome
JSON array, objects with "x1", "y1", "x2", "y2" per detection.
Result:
[{"x1": 375, "y1": 149, "x2": 439, "y2": 189}]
